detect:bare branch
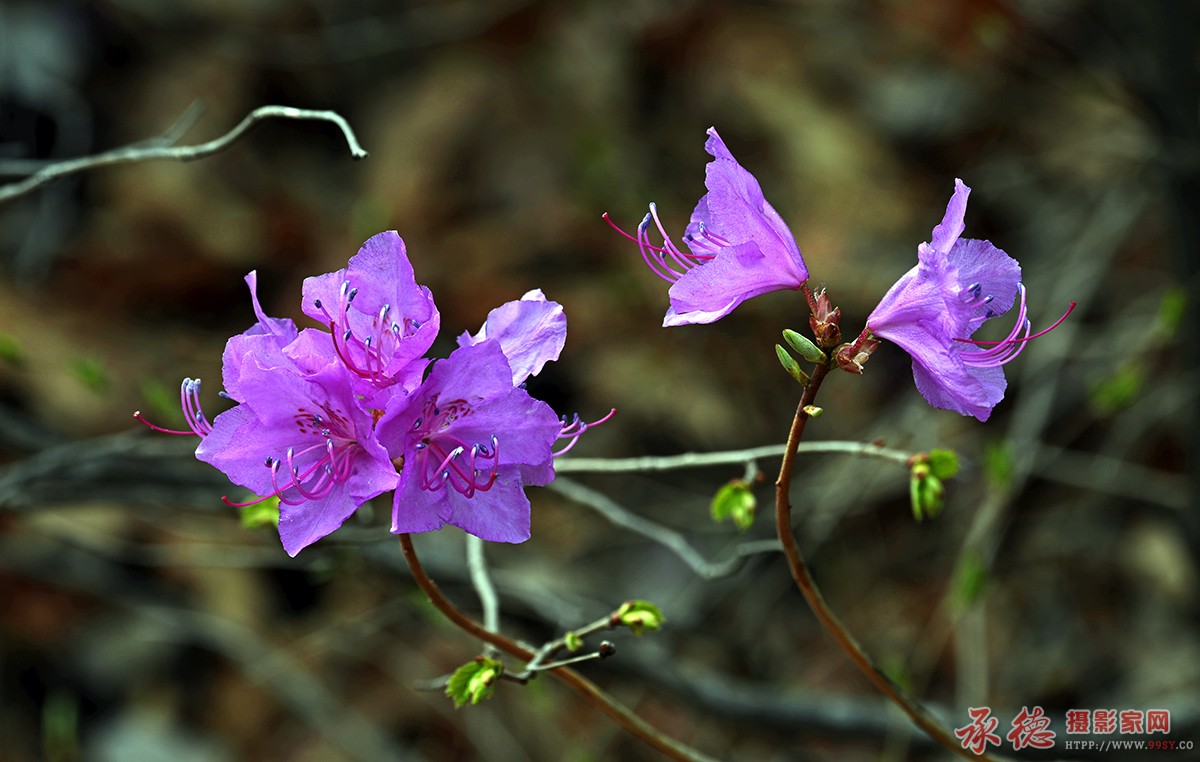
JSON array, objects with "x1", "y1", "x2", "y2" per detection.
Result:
[
  {"x1": 465, "y1": 534, "x2": 500, "y2": 658},
  {"x1": 398, "y1": 534, "x2": 721, "y2": 762},
  {"x1": 555, "y1": 439, "x2": 912, "y2": 474},
  {"x1": 546, "y1": 476, "x2": 781, "y2": 579},
  {"x1": 0, "y1": 105, "x2": 368, "y2": 205}
]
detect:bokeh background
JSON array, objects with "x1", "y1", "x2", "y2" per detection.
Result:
[{"x1": 1, "y1": 1, "x2": 1197, "y2": 760}]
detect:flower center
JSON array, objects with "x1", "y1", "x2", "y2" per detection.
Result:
[
  {"x1": 409, "y1": 395, "x2": 499, "y2": 498},
  {"x1": 312, "y1": 281, "x2": 424, "y2": 386},
  {"x1": 254, "y1": 404, "x2": 362, "y2": 505}
]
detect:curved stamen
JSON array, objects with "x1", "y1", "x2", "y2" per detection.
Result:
[
  {"x1": 221, "y1": 437, "x2": 358, "y2": 509},
  {"x1": 414, "y1": 433, "x2": 499, "y2": 497},
  {"x1": 134, "y1": 378, "x2": 215, "y2": 437},
  {"x1": 951, "y1": 282, "x2": 1075, "y2": 369},
  {"x1": 960, "y1": 319, "x2": 1031, "y2": 368},
  {"x1": 281, "y1": 443, "x2": 338, "y2": 500},
  {"x1": 321, "y1": 281, "x2": 427, "y2": 388},
  {"x1": 636, "y1": 214, "x2": 689, "y2": 283},
  {"x1": 180, "y1": 379, "x2": 212, "y2": 435},
  {"x1": 408, "y1": 397, "x2": 499, "y2": 497},
  {"x1": 602, "y1": 211, "x2": 641, "y2": 244},
  {"x1": 689, "y1": 222, "x2": 730, "y2": 254},
  {"x1": 647, "y1": 204, "x2": 707, "y2": 273},
  {"x1": 956, "y1": 300, "x2": 1077, "y2": 347},
  {"x1": 605, "y1": 207, "x2": 717, "y2": 285},
  {"x1": 221, "y1": 492, "x2": 278, "y2": 509},
  {"x1": 554, "y1": 407, "x2": 617, "y2": 457}
]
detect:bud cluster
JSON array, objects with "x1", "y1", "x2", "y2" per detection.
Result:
[{"x1": 807, "y1": 287, "x2": 842, "y2": 348}]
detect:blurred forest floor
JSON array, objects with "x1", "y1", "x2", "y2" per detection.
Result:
[{"x1": 1, "y1": 1, "x2": 1198, "y2": 760}]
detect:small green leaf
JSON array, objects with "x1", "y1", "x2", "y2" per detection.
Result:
[
  {"x1": 445, "y1": 657, "x2": 504, "y2": 708},
  {"x1": 564, "y1": 631, "x2": 584, "y2": 653},
  {"x1": 774, "y1": 344, "x2": 810, "y2": 385},
  {"x1": 781, "y1": 329, "x2": 826, "y2": 364},
  {"x1": 239, "y1": 496, "x2": 281, "y2": 528},
  {"x1": 926, "y1": 449, "x2": 960, "y2": 480},
  {"x1": 711, "y1": 480, "x2": 756, "y2": 531},
  {"x1": 615, "y1": 600, "x2": 665, "y2": 636}
]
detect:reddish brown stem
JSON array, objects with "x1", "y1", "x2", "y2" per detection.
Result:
[
  {"x1": 773, "y1": 364, "x2": 1002, "y2": 762},
  {"x1": 398, "y1": 534, "x2": 719, "y2": 762}
]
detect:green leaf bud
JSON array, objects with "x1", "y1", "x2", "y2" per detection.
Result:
[
  {"x1": 711, "y1": 480, "x2": 756, "y2": 531},
  {"x1": 564, "y1": 631, "x2": 584, "y2": 653},
  {"x1": 446, "y1": 657, "x2": 504, "y2": 708},
  {"x1": 926, "y1": 448, "x2": 960, "y2": 480},
  {"x1": 782, "y1": 329, "x2": 827, "y2": 364},
  {"x1": 614, "y1": 600, "x2": 665, "y2": 636},
  {"x1": 775, "y1": 344, "x2": 811, "y2": 385}
]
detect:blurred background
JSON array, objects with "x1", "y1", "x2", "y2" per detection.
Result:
[{"x1": 1, "y1": 1, "x2": 1197, "y2": 760}]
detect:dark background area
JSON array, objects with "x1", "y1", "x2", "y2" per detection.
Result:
[{"x1": 0, "y1": 1, "x2": 1197, "y2": 760}]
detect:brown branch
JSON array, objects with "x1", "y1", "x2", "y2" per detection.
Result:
[
  {"x1": 773, "y1": 363, "x2": 1002, "y2": 762},
  {"x1": 397, "y1": 534, "x2": 720, "y2": 762}
]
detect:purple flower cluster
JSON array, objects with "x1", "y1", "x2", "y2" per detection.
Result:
[
  {"x1": 612, "y1": 129, "x2": 1072, "y2": 421},
  {"x1": 139, "y1": 232, "x2": 611, "y2": 556}
]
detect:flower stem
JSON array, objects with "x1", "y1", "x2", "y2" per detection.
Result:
[
  {"x1": 773, "y1": 364, "x2": 998, "y2": 762},
  {"x1": 398, "y1": 534, "x2": 719, "y2": 762}
]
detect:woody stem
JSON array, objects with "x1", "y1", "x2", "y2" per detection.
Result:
[
  {"x1": 398, "y1": 534, "x2": 719, "y2": 762},
  {"x1": 774, "y1": 364, "x2": 1001, "y2": 762}
]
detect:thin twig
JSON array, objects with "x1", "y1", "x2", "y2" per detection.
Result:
[
  {"x1": 0, "y1": 105, "x2": 368, "y2": 204},
  {"x1": 556, "y1": 440, "x2": 911, "y2": 474},
  {"x1": 465, "y1": 534, "x2": 499, "y2": 658},
  {"x1": 547, "y1": 476, "x2": 781, "y2": 579},
  {"x1": 517, "y1": 612, "x2": 621, "y2": 679},
  {"x1": 397, "y1": 534, "x2": 720, "y2": 762},
  {"x1": 773, "y1": 363, "x2": 1003, "y2": 762}
]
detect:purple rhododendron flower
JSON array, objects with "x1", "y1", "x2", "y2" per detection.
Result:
[
  {"x1": 222, "y1": 271, "x2": 304, "y2": 404},
  {"x1": 866, "y1": 180, "x2": 1073, "y2": 421},
  {"x1": 198, "y1": 358, "x2": 399, "y2": 557},
  {"x1": 609, "y1": 127, "x2": 808, "y2": 327},
  {"x1": 303, "y1": 231, "x2": 439, "y2": 397},
  {"x1": 457, "y1": 290, "x2": 616, "y2": 455},
  {"x1": 242, "y1": 270, "x2": 298, "y2": 347},
  {"x1": 139, "y1": 230, "x2": 612, "y2": 554},
  {"x1": 457, "y1": 289, "x2": 566, "y2": 386},
  {"x1": 137, "y1": 271, "x2": 295, "y2": 436},
  {"x1": 376, "y1": 340, "x2": 561, "y2": 543}
]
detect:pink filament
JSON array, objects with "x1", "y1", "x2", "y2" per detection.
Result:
[
  {"x1": 953, "y1": 284, "x2": 1076, "y2": 368},
  {"x1": 315, "y1": 281, "x2": 420, "y2": 387},
  {"x1": 133, "y1": 378, "x2": 213, "y2": 437},
  {"x1": 416, "y1": 435, "x2": 500, "y2": 498},
  {"x1": 956, "y1": 299, "x2": 1077, "y2": 347},
  {"x1": 604, "y1": 208, "x2": 714, "y2": 284},
  {"x1": 554, "y1": 407, "x2": 617, "y2": 457},
  {"x1": 221, "y1": 434, "x2": 360, "y2": 509}
]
